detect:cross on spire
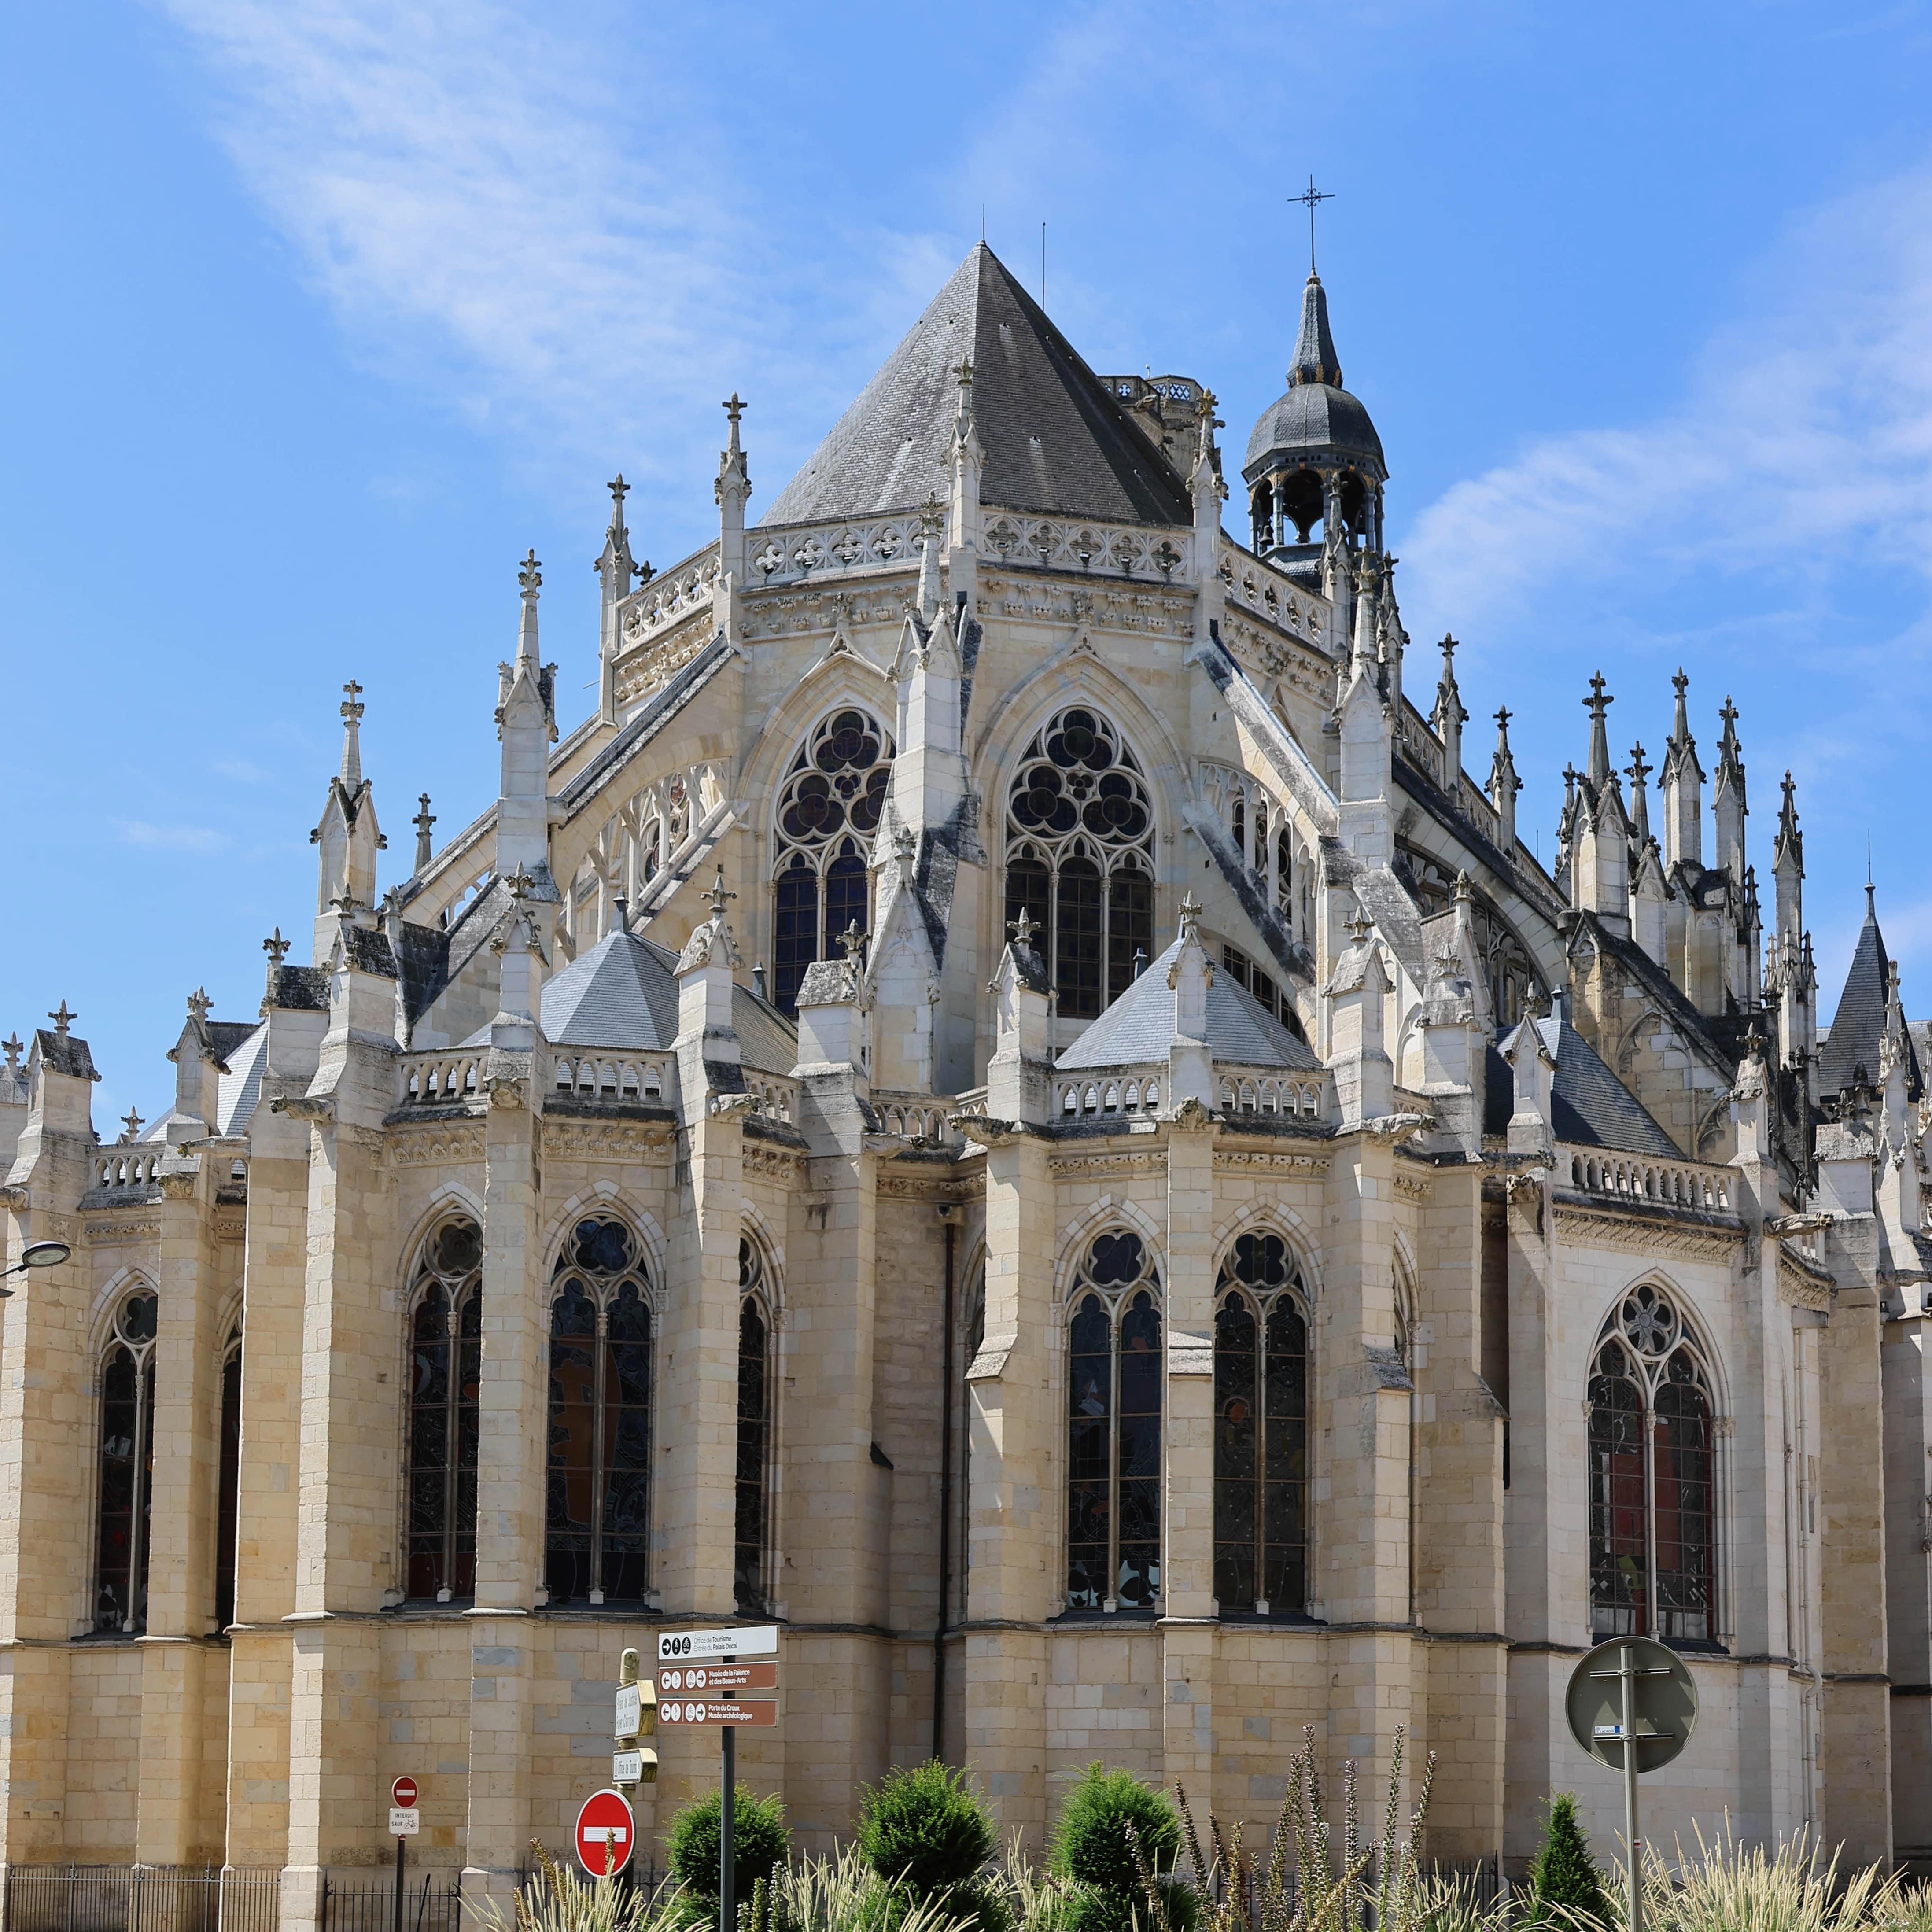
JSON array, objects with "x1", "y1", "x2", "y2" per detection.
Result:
[
  {"x1": 340, "y1": 679, "x2": 365, "y2": 724},
  {"x1": 517, "y1": 550, "x2": 542, "y2": 598},
  {"x1": 1583, "y1": 670, "x2": 1612, "y2": 718},
  {"x1": 1292, "y1": 175, "x2": 1335, "y2": 275},
  {"x1": 723, "y1": 393, "x2": 745, "y2": 427},
  {"x1": 1626, "y1": 742, "x2": 1652, "y2": 787}
]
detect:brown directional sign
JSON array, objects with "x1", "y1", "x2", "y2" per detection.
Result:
[
  {"x1": 657, "y1": 1662, "x2": 778, "y2": 1696},
  {"x1": 659, "y1": 1696, "x2": 778, "y2": 1729}
]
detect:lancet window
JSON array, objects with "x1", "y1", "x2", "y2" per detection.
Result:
[
  {"x1": 1588, "y1": 1285, "x2": 1718, "y2": 1642},
  {"x1": 736, "y1": 1238, "x2": 773, "y2": 1614},
  {"x1": 214, "y1": 1319, "x2": 243, "y2": 1630},
  {"x1": 406, "y1": 1218, "x2": 483, "y2": 1601},
  {"x1": 772, "y1": 708, "x2": 894, "y2": 1016},
  {"x1": 96, "y1": 1287, "x2": 158, "y2": 1633},
  {"x1": 546, "y1": 1217, "x2": 654, "y2": 1605},
  {"x1": 1005, "y1": 708, "x2": 1155, "y2": 1020},
  {"x1": 1213, "y1": 1233, "x2": 1310, "y2": 1615},
  {"x1": 1065, "y1": 1229, "x2": 1163, "y2": 1613}
]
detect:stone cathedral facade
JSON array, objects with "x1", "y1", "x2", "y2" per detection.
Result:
[{"x1": 3, "y1": 244, "x2": 1929, "y2": 1914}]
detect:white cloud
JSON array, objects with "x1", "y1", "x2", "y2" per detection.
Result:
[
  {"x1": 120, "y1": 820, "x2": 230, "y2": 852},
  {"x1": 1400, "y1": 163, "x2": 1932, "y2": 628}
]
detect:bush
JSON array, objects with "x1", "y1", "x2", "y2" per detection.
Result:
[
  {"x1": 1058, "y1": 1876, "x2": 1196, "y2": 1932},
  {"x1": 1049, "y1": 1766, "x2": 1186, "y2": 1932},
  {"x1": 1523, "y1": 1793, "x2": 1610, "y2": 1928},
  {"x1": 666, "y1": 1787, "x2": 791, "y2": 1903},
  {"x1": 858, "y1": 1762, "x2": 998, "y2": 1898}
]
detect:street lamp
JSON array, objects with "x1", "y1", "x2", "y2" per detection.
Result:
[{"x1": 0, "y1": 1241, "x2": 71, "y2": 1296}]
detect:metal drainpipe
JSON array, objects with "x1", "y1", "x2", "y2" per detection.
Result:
[{"x1": 933, "y1": 1210, "x2": 958, "y2": 1761}]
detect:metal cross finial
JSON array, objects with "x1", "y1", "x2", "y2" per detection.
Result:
[
  {"x1": 48, "y1": 1001, "x2": 75, "y2": 1039},
  {"x1": 837, "y1": 919, "x2": 866, "y2": 962},
  {"x1": 263, "y1": 928, "x2": 290, "y2": 968},
  {"x1": 1292, "y1": 175, "x2": 1335, "y2": 275},
  {"x1": 340, "y1": 679, "x2": 365, "y2": 723},
  {"x1": 1626, "y1": 743, "x2": 1652, "y2": 787},
  {"x1": 723, "y1": 394, "x2": 745, "y2": 426},
  {"x1": 517, "y1": 550, "x2": 542, "y2": 597},
  {"x1": 187, "y1": 987, "x2": 213, "y2": 1024},
  {"x1": 121, "y1": 1106, "x2": 144, "y2": 1142},
  {"x1": 2, "y1": 1034, "x2": 20, "y2": 1072},
  {"x1": 707, "y1": 867, "x2": 738, "y2": 918}
]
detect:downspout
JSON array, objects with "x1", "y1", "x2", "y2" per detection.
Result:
[{"x1": 933, "y1": 1207, "x2": 958, "y2": 1761}]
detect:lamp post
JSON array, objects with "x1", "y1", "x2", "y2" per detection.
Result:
[{"x1": 0, "y1": 1242, "x2": 71, "y2": 1296}]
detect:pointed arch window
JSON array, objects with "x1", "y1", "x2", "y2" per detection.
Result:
[
  {"x1": 406, "y1": 1219, "x2": 483, "y2": 1601},
  {"x1": 96, "y1": 1288, "x2": 158, "y2": 1633},
  {"x1": 1066, "y1": 1229, "x2": 1162, "y2": 1613},
  {"x1": 1213, "y1": 1233, "x2": 1309, "y2": 1615},
  {"x1": 1588, "y1": 1284, "x2": 1718, "y2": 1642},
  {"x1": 215, "y1": 1319, "x2": 243, "y2": 1630},
  {"x1": 1005, "y1": 708, "x2": 1156, "y2": 1019},
  {"x1": 772, "y1": 708, "x2": 895, "y2": 1015},
  {"x1": 735, "y1": 1238, "x2": 774, "y2": 1613},
  {"x1": 547, "y1": 1217, "x2": 655, "y2": 1605}
]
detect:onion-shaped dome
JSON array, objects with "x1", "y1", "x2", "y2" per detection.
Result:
[{"x1": 1243, "y1": 273, "x2": 1386, "y2": 487}]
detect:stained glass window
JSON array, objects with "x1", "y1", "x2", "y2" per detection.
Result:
[
  {"x1": 772, "y1": 708, "x2": 895, "y2": 1015},
  {"x1": 546, "y1": 1217, "x2": 654, "y2": 1604},
  {"x1": 406, "y1": 1218, "x2": 483, "y2": 1600},
  {"x1": 215, "y1": 1320, "x2": 243, "y2": 1629},
  {"x1": 96, "y1": 1288, "x2": 158, "y2": 1633},
  {"x1": 1213, "y1": 1233, "x2": 1309, "y2": 1614},
  {"x1": 1005, "y1": 708, "x2": 1155, "y2": 1017},
  {"x1": 1064, "y1": 1230, "x2": 1163, "y2": 1612},
  {"x1": 736, "y1": 1238, "x2": 772, "y2": 1613},
  {"x1": 1588, "y1": 1285, "x2": 1717, "y2": 1642}
]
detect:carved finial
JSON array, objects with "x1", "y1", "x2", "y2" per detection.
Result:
[
  {"x1": 1008, "y1": 908, "x2": 1039, "y2": 948},
  {"x1": 120, "y1": 1106, "x2": 144, "y2": 1142},
  {"x1": 504, "y1": 866, "x2": 537, "y2": 900},
  {"x1": 1720, "y1": 694, "x2": 1740, "y2": 734},
  {"x1": 1346, "y1": 907, "x2": 1374, "y2": 946},
  {"x1": 707, "y1": 867, "x2": 738, "y2": 918},
  {"x1": 608, "y1": 474, "x2": 629, "y2": 510},
  {"x1": 263, "y1": 928, "x2": 290, "y2": 969},
  {"x1": 953, "y1": 360, "x2": 975, "y2": 391},
  {"x1": 48, "y1": 1001, "x2": 75, "y2": 1040},
  {"x1": 723, "y1": 393, "x2": 745, "y2": 428},
  {"x1": 1494, "y1": 705, "x2": 1512, "y2": 739},
  {"x1": 186, "y1": 987, "x2": 213, "y2": 1025},
  {"x1": 1, "y1": 1033, "x2": 19, "y2": 1073},
  {"x1": 891, "y1": 824, "x2": 917, "y2": 863},
  {"x1": 517, "y1": 550, "x2": 542, "y2": 599},
  {"x1": 837, "y1": 919, "x2": 867, "y2": 962},
  {"x1": 918, "y1": 493, "x2": 944, "y2": 538},
  {"x1": 413, "y1": 792, "x2": 436, "y2": 870},
  {"x1": 1132, "y1": 945, "x2": 1148, "y2": 980},
  {"x1": 1584, "y1": 670, "x2": 1611, "y2": 717},
  {"x1": 1178, "y1": 891, "x2": 1203, "y2": 938},
  {"x1": 1453, "y1": 868, "x2": 1473, "y2": 903},
  {"x1": 340, "y1": 679, "x2": 365, "y2": 723}
]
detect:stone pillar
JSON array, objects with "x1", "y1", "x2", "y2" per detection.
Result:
[
  {"x1": 1161, "y1": 1110, "x2": 1215, "y2": 1800},
  {"x1": 281, "y1": 930, "x2": 402, "y2": 1932},
  {"x1": 226, "y1": 982, "x2": 325, "y2": 1870},
  {"x1": 0, "y1": 1022, "x2": 100, "y2": 1862}
]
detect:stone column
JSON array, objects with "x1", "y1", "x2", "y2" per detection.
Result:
[
  {"x1": 280, "y1": 933, "x2": 402, "y2": 1932},
  {"x1": 0, "y1": 1023, "x2": 100, "y2": 1863}
]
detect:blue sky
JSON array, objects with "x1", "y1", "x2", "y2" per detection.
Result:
[{"x1": 6, "y1": 0, "x2": 1932, "y2": 1127}]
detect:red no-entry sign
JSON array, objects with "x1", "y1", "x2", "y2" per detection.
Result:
[
  {"x1": 391, "y1": 1777, "x2": 418, "y2": 1809},
  {"x1": 575, "y1": 1788, "x2": 636, "y2": 1876}
]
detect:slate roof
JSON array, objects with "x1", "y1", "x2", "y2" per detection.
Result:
[
  {"x1": 461, "y1": 927, "x2": 799, "y2": 1077},
  {"x1": 764, "y1": 244, "x2": 1194, "y2": 529},
  {"x1": 1819, "y1": 890, "x2": 1923, "y2": 1099},
  {"x1": 1056, "y1": 936, "x2": 1323, "y2": 1073},
  {"x1": 1243, "y1": 273, "x2": 1386, "y2": 483},
  {"x1": 216, "y1": 1025, "x2": 269, "y2": 1136},
  {"x1": 1486, "y1": 1014, "x2": 1681, "y2": 1157}
]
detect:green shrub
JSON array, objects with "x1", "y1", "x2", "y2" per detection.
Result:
[
  {"x1": 666, "y1": 1787, "x2": 790, "y2": 1903},
  {"x1": 1056, "y1": 1875, "x2": 1195, "y2": 1932},
  {"x1": 858, "y1": 1761, "x2": 998, "y2": 1898},
  {"x1": 1523, "y1": 1793, "x2": 1610, "y2": 1928},
  {"x1": 1048, "y1": 1766, "x2": 1186, "y2": 1932}
]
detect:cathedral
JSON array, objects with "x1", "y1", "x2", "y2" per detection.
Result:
[{"x1": 2, "y1": 240, "x2": 1928, "y2": 1918}]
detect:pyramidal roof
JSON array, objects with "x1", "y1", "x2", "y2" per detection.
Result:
[
  {"x1": 1819, "y1": 888, "x2": 1922, "y2": 1097},
  {"x1": 764, "y1": 243, "x2": 1194, "y2": 529},
  {"x1": 1055, "y1": 935, "x2": 1322, "y2": 1073}
]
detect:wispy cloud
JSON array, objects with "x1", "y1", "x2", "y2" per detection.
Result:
[
  {"x1": 120, "y1": 819, "x2": 230, "y2": 852},
  {"x1": 1401, "y1": 164, "x2": 1932, "y2": 629}
]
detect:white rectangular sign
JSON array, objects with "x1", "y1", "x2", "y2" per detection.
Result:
[
  {"x1": 612, "y1": 1751, "x2": 645, "y2": 1784},
  {"x1": 614, "y1": 1684, "x2": 641, "y2": 1737},
  {"x1": 658, "y1": 1624, "x2": 779, "y2": 1661},
  {"x1": 389, "y1": 1808, "x2": 420, "y2": 1837}
]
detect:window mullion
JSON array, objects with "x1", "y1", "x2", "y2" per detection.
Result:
[
  {"x1": 590, "y1": 1305, "x2": 609, "y2": 1601},
  {"x1": 443, "y1": 1301, "x2": 461, "y2": 1593},
  {"x1": 127, "y1": 1350, "x2": 151, "y2": 1634},
  {"x1": 1643, "y1": 1389, "x2": 1659, "y2": 1639},
  {"x1": 1107, "y1": 1298, "x2": 1121, "y2": 1614},
  {"x1": 1254, "y1": 1306, "x2": 1268, "y2": 1614}
]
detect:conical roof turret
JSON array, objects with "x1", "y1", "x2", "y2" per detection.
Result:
[
  {"x1": 1289, "y1": 272, "x2": 1343, "y2": 388},
  {"x1": 1243, "y1": 269, "x2": 1385, "y2": 487}
]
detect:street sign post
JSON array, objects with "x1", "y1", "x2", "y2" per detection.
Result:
[
  {"x1": 387, "y1": 1777, "x2": 420, "y2": 1932},
  {"x1": 611, "y1": 1649, "x2": 658, "y2": 1792},
  {"x1": 657, "y1": 1629, "x2": 783, "y2": 1932},
  {"x1": 574, "y1": 1788, "x2": 637, "y2": 1878},
  {"x1": 1565, "y1": 1638, "x2": 1698, "y2": 1932}
]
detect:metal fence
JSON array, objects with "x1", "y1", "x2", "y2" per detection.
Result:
[
  {"x1": 0, "y1": 1866, "x2": 280, "y2": 1932},
  {"x1": 317, "y1": 1871, "x2": 464, "y2": 1932}
]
